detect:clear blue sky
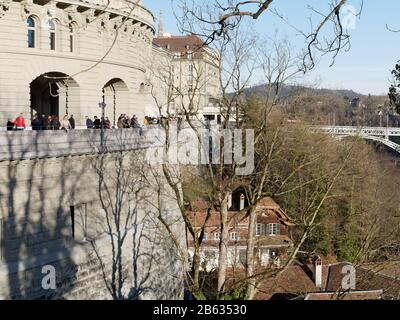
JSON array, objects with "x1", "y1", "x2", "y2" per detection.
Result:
[{"x1": 144, "y1": 0, "x2": 400, "y2": 96}]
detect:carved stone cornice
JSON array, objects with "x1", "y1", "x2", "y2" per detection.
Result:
[
  {"x1": 20, "y1": 0, "x2": 34, "y2": 20},
  {"x1": 97, "y1": 12, "x2": 111, "y2": 35},
  {"x1": 65, "y1": 5, "x2": 79, "y2": 23},
  {"x1": 83, "y1": 7, "x2": 96, "y2": 24}
]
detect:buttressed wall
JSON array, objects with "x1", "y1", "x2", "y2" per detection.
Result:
[{"x1": 0, "y1": 129, "x2": 186, "y2": 299}]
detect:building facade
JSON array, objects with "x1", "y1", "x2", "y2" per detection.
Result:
[
  {"x1": 152, "y1": 33, "x2": 221, "y2": 122},
  {"x1": 187, "y1": 196, "x2": 294, "y2": 272},
  {"x1": 0, "y1": 1, "x2": 222, "y2": 128},
  {"x1": 0, "y1": 0, "x2": 156, "y2": 127}
]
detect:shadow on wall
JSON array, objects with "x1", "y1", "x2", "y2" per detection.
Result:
[
  {"x1": 0, "y1": 131, "x2": 83, "y2": 299},
  {"x1": 88, "y1": 132, "x2": 185, "y2": 300},
  {"x1": 0, "y1": 129, "x2": 185, "y2": 299}
]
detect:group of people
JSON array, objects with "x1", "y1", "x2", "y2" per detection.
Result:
[
  {"x1": 31, "y1": 114, "x2": 75, "y2": 131},
  {"x1": 6, "y1": 113, "x2": 75, "y2": 131},
  {"x1": 116, "y1": 114, "x2": 141, "y2": 129},
  {"x1": 5, "y1": 113, "x2": 184, "y2": 131},
  {"x1": 85, "y1": 116, "x2": 112, "y2": 129}
]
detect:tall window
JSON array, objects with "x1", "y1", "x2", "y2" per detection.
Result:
[
  {"x1": 256, "y1": 223, "x2": 262, "y2": 236},
  {"x1": 69, "y1": 23, "x2": 75, "y2": 53},
  {"x1": 27, "y1": 16, "x2": 36, "y2": 48},
  {"x1": 49, "y1": 20, "x2": 56, "y2": 50}
]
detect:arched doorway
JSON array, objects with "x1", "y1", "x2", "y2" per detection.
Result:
[
  {"x1": 102, "y1": 79, "x2": 129, "y2": 127},
  {"x1": 30, "y1": 72, "x2": 79, "y2": 118}
]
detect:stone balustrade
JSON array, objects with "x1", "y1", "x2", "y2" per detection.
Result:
[{"x1": 0, "y1": 128, "x2": 159, "y2": 162}]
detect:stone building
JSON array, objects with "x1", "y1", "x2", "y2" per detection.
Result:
[
  {"x1": 0, "y1": 0, "x2": 222, "y2": 127},
  {"x1": 152, "y1": 21, "x2": 221, "y2": 122},
  {"x1": 0, "y1": 0, "x2": 156, "y2": 127}
]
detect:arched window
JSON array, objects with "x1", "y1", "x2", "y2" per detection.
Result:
[
  {"x1": 27, "y1": 16, "x2": 36, "y2": 48},
  {"x1": 49, "y1": 20, "x2": 56, "y2": 50}
]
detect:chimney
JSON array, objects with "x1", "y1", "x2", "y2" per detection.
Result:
[
  {"x1": 313, "y1": 256, "x2": 323, "y2": 289},
  {"x1": 239, "y1": 194, "x2": 245, "y2": 210},
  {"x1": 227, "y1": 193, "x2": 232, "y2": 209}
]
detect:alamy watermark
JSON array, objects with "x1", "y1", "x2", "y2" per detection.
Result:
[
  {"x1": 341, "y1": 264, "x2": 356, "y2": 290},
  {"x1": 145, "y1": 125, "x2": 254, "y2": 176},
  {"x1": 41, "y1": 265, "x2": 56, "y2": 290}
]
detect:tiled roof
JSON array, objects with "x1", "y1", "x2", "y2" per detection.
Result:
[
  {"x1": 189, "y1": 200, "x2": 210, "y2": 212},
  {"x1": 356, "y1": 262, "x2": 400, "y2": 299},
  {"x1": 153, "y1": 35, "x2": 206, "y2": 59},
  {"x1": 187, "y1": 196, "x2": 294, "y2": 227},
  {"x1": 359, "y1": 261, "x2": 400, "y2": 279},
  {"x1": 187, "y1": 210, "x2": 247, "y2": 228},
  {"x1": 257, "y1": 197, "x2": 280, "y2": 208},
  {"x1": 304, "y1": 290, "x2": 383, "y2": 300},
  {"x1": 254, "y1": 265, "x2": 318, "y2": 300},
  {"x1": 323, "y1": 262, "x2": 353, "y2": 292}
]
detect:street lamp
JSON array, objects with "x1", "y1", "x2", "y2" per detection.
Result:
[
  {"x1": 99, "y1": 101, "x2": 106, "y2": 149},
  {"x1": 99, "y1": 101, "x2": 106, "y2": 121}
]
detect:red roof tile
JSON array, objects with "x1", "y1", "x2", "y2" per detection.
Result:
[
  {"x1": 153, "y1": 35, "x2": 206, "y2": 59},
  {"x1": 254, "y1": 265, "x2": 318, "y2": 300}
]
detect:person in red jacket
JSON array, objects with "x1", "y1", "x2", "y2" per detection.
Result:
[{"x1": 14, "y1": 113, "x2": 26, "y2": 130}]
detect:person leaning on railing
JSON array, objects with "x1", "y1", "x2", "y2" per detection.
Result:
[{"x1": 13, "y1": 113, "x2": 26, "y2": 130}]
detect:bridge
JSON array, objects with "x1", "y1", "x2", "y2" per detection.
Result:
[{"x1": 317, "y1": 126, "x2": 400, "y2": 153}]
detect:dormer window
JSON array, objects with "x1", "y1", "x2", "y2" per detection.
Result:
[
  {"x1": 187, "y1": 51, "x2": 193, "y2": 59},
  {"x1": 213, "y1": 232, "x2": 220, "y2": 240}
]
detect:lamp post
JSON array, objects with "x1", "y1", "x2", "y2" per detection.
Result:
[{"x1": 99, "y1": 101, "x2": 106, "y2": 150}]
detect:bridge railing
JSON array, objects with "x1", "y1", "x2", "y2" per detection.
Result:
[{"x1": 316, "y1": 126, "x2": 400, "y2": 137}]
